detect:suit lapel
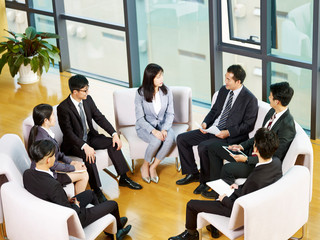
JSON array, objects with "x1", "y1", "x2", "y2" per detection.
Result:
[
  {"x1": 66, "y1": 96, "x2": 82, "y2": 122},
  {"x1": 271, "y1": 109, "x2": 290, "y2": 131},
  {"x1": 263, "y1": 108, "x2": 275, "y2": 126},
  {"x1": 157, "y1": 89, "x2": 167, "y2": 117},
  {"x1": 228, "y1": 86, "x2": 245, "y2": 115}
]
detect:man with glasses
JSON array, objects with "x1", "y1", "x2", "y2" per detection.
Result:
[{"x1": 57, "y1": 74, "x2": 142, "y2": 203}]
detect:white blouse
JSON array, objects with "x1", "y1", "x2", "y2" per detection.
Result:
[{"x1": 152, "y1": 91, "x2": 161, "y2": 115}]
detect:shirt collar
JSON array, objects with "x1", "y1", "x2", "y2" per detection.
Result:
[
  {"x1": 274, "y1": 107, "x2": 288, "y2": 119},
  {"x1": 70, "y1": 95, "x2": 82, "y2": 111},
  {"x1": 231, "y1": 85, "x2": 243, "y2": 98},
  {"x1": 35, "y1": 167, "x2": 54, "y2": 178},
  {"x1": 256, "y1": 158, "x2": 272, "y2": 167},
  {"x1": 40, "y1": 126, "x2": 55, "y2": 139}
]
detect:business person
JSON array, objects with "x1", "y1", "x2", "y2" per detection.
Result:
[
  {"x1": 24, "y1": 140, "x2": 131, "y2": 240},
  {"x1": 135, "y1": 63, "x2": 175, "y2": 184},
  {"x1": 200, "y1": 82, "x2": 295, "y2": 199},
  {"x1": 176, "y1": 65, "x2": 258, "y2": 188},
  {"x1": 57, "y1": 74, "x2": 142, "y2": 201},
  {"x1": 28, "y1": 103, "x2": 88, "y2": 195},
  {"x1": 168, "y1": 128, "x2": 282, "y2": 240}
]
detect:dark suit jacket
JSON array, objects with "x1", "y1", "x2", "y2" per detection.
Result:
[
  {"x1": 241, "y1": 108, "x2": 296, "y2": 165},
  {"x1": 203, "y1": 85, "x2": 258, "y2": 144},
  {"x1": 30, "y1": 127, "x2": 75, "y2": 174},
  {"x1": 222, "y1": 157, "x2": 282, "y2": 211},
  {"x1": 57, "y1": 95, "x2": 116, "y2": 153},
  {"x1": 23, "y1": 169, "x2": 86, "y2": 223}
]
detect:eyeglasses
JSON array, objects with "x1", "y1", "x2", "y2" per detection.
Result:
[{"x1": 78, "y1": 87, "x2": 89, "y2": 93}]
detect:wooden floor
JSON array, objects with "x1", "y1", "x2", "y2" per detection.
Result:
[{"x1": 0, "y1": 67, "x2": 319, "y2": 240}]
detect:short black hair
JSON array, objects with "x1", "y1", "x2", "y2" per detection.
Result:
[
  {"x1": 227, "y1": 65, "x2": 246, "y2": 83},
  {"x1": 29, "y1": 140, "x2": 56, "y2": 163},
  {"x1": 270, "y1": 82, "x2": 294, "y2": 106},
  {"x1": 254, "y1": 128, "x2": 279, "y2": 159},
  {"x1": 68, "y1": 74, "x2": 89, "y2": 93}
]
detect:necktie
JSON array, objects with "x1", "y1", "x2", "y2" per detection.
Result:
[
  {"x1": 78, "y1": 102, "x2": 88, "y2": 141},
  {"x1": 267, "y1": 113, "x2": 276, "y2": 130},
  {"x1": 217, "y1": 91, "x2": 234, "y2": 130}
]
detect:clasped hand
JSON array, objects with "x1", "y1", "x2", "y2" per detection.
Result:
[{"x1": 152, "y1": 129, "x2": 167, "y2": 141}]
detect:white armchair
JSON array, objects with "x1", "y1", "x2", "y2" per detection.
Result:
[
  {"x1": 197, "y1": 165, "x2": 311, "y2": 240},
  {"x1": 113, "y1": 86, "x2": 192, "y2": 172},
  {"x1": 1, "y1": 181, "x2": 117, "y2": 240}
]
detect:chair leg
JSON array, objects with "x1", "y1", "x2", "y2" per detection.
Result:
[
  {"x1": 103, "y1": 168, "x2": 119, "y2": 182},
  {"x1": 131, "y1": 159, "x2": 135, "y2": 174},
  {"x1": 289, "y1": 225, "x2": 305, "y2": 240},
  {"x1": 199, "y1": 228, "x2": 202, "y2": 240},
  {"x1": 175, "y1": 157, "x2": 181, "y2": 172},
  {"x1": 0, "y1": 223, "x2": 8, "y2": 239}
]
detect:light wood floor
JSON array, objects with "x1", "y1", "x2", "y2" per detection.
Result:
[{"x1": 0, "y1": 67, "x2": 319, "y2": 240}]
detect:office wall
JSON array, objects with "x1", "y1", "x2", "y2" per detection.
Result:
[{"x1": 0, "y1": 0, "x2": 8, "y2": 41}]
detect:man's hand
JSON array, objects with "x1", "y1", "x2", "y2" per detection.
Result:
[
  {"x1": 228, "y1": 144, "x2": 244, "y2": 151},
  {"x1": 215, "y1": 130, "x2": 230, "y2": 139},
  {"x1": 69, "y1": 197, "x2": 80, "y2": 208},
  {"x1": 112, "y1": 134, "x2": 122, "y2": 150},
  {"x1": 152, "y1": 129, "x2": 164, "y2": 141},
  {"x1": 218, "y1": 194, "x2": 227, "y2": 201},
  {"x1": 232, "y1": 154, "x2": 247, "y2": 163},
  {"x1": 161, "y1": 130, "x2": 167, "y2": 140},
  {"x1": 199, "y1": 122, "x2": 207, "y2": 134},
  {"x1": 83, "y1": 144, "x2": 96, "y2": 164}
]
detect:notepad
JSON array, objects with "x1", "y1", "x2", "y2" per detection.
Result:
[
  {"x1": 195, "y1": 122, "x2": 221, "y2": 135},
  {"x1": 206, "y1": 179, "x2": 234, "y2": 197}
]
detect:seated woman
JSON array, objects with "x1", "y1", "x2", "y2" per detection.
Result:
[
  {"x1": 28, "y1": 103, "x2": 88, "y2": 195},
  {"x1": 135, "y1": 63, "x2": 175, "y2": 183}
]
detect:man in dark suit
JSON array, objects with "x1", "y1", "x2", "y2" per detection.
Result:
[
  {"x1": 57, "y1": 75, "x2": 142, "y2": 202},
  {"x1": 200, "y1": 82, "x2": 295, "y2": 199},
  {"x1": 176, "y1": 65, "x2": 258, "y2": 188},
  {"x1": 168, "y1": 128, "x2": 282, "y2": 240},
  {"x1": 24, "y1": 140, "x2": 131, "y2": 240}
]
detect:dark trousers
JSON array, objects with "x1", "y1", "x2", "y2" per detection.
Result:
[
  {"x1": 207, "y1": 142, "x2": 254, "y2": 184},
  {"x1": 76, "y1": 190, "x2": 121, "y2": 229},
  {"x1": 186, "y1": 200, "x2": 231, "y2": 230},
  {"x1": 177, "y1": 130, "x2": 227, "y2": 178},
  {"x1": 66, "y1": 133, "x2": 129, "y2": 190}
]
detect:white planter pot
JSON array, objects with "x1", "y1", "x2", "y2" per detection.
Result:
[{"x1": 18, "y1": 64, "x2": 39, "y2": 84}]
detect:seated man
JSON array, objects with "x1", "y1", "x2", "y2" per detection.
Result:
[
  {"x1": 57, "y1": 74, "x2": 142, "y2": 203},
  {"x1": 168, "y1": 128, "x2": 282, "y2": 240},
  {"x1": 176, "y1": 65, "x2": 258, "y2": 188},
  {"x1": 23, "y1": 140, "x2": 131, "y2": 240},
  {"x1": 199, "y1": 82, "x2": 295, "y2": 198}
]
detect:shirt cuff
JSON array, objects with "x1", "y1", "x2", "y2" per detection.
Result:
[
  {"x1": 81, "y1": 143, "x2": 87, "y2": 150},
  {"x1": 112, "y1": 132, "x2": 117, "y2": 137}
]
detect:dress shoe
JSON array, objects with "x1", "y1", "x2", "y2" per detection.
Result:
[
  {"x1": 206, "y1": 225, "x2": 220, "y2": 238},
  {"x1": 151, "y1": 176, "x2": 159, "y2": 183},
  {"x1": 95, "y1": 189, "x2": 107, "y2": 203},
  {"x1": 168, "y1": 230, "x2": 199, "y2": 240},
  {"x1": 140, "y1": 169, "x2": 151, "y2": 183},
  {"x1": 201, "y1": 189, "x2": 219, "y2": 199},
  {"x1": 176, "y1": 173, "x2": 200, "y2": 185},
  {"x1": 193, "y1": 183, "x2": 209, "y2": 194},
  {"x1": 120, "y1": 217, "x2": 128, "y2": 228},
  {"x1": 116, "y1": 225, "x2": 131, "y2": 240},
  {"x1": 119, "y1": 177, "x2": 143, "y2": 190}
]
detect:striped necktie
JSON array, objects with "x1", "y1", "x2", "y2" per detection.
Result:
[
  {"x1": 267, "y1": 113, "x2": 276, "y2": 130},
  {"x1": 217, "y1": 91, "x2": 234, "y2": 130},
  {"x1": 78, "y1": 102, "x2": 88, "y2": 141}
]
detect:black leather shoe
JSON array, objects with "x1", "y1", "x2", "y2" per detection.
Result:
[
  {"x1": 168, "y1": 230, "x2": 199, "y2": 240},
  {"x1": 116, "y1": 225, "x2": 131, "y2": 240},
  {"x1": 95, "y1": 189, "x2": 107, "y2": 203},
  {"x1": 206, "y1": 225, "x2": 220, "y2": 238},
  {"x1": 176, "y1": 173, "x2": 200, "y2": 185},
  {"x1": 201, "y1": 189, "x2": 218, "y2": 199},
  {"x1": 120, "y1": 217, "x2": 128, "y2": 228},
  {"x1": 119, "y1": 177, "x2": 142, "y2": 190},
  {"x1": 193, "y1": 183, "x2": 209, "y2": 194}
]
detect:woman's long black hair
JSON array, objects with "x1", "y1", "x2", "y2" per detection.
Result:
[{"x1": 138, "y1": 63, "x2": 167, "y2": 102}]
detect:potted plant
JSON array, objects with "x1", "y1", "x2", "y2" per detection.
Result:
[{"x1": 0, "y1": 26, "x2": 60, "y2": 84}]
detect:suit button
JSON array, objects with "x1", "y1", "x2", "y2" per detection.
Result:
[{"x1": 156, "y1": 118, "x2": 158, "y2": 120}]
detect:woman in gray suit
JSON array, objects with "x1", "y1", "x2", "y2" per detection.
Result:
[
  {"x1": 28, "y1": 104, "x2": 88, "y2": 194},
  {"x1": 135, "y1": 63, "x2": 175, "y2": 183}
]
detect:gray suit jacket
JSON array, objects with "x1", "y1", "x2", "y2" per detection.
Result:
[{"x1": 135, "y1": 87, "x2": 174, "y2": 134}]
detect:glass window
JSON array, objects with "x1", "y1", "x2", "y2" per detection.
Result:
[
  {"x1": 223, "y1": 53, "x2": 262, "y2": 100},
  {"x1": 136, "y1": 0, "x2": 211, "y2": 103},
  {"x1": 271, "y1": 0, "x2": 313, "y2": 63},
  {"x1": 64, "y1": 0, "x2": 124, "y2": 25},
  {"x1": 221, "y1": 0, "x2": 260, "y2": 49},
  {"x1": 66, "y1": 21, "x2": 129, "y2": 83},
  {"x1": 271, "y1": 62, "x2": 311, "y2": 131},
  {"x1": 6, "y1": 9, "x2": 28, "y2": 33},
  {"x1": 31, "y1": 0, "x2": 53, "y2": 12}
]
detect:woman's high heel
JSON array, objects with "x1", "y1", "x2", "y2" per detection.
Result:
[
  {"x1": 151, "y1": 176, "x2": 159, "y2": 183},
  {"x1": 140, "y1": 169, "x2": 150, "y2": 183}
]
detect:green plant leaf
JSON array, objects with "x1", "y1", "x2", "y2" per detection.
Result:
[
  {"x1": 42, "y1": 57, "x2": 50, "y2": 72},
  {"x1": 13, "y1": 54, "x2": 24, "y2": 68},
  {"x1": 38, "y1": 32, "x2": 60, "y2": 39},
  {"x1": 40, "y1": 41, "x2": 53, "y2": 50},
  {"x1": 25, "y1": 26, "x2": 37, "y2": 40},
  {"x1": 5, "y1": 29, "x2": 16, "y2": 38},
  {"x1": 0, "y1": 54, "x2": 8, "y2": 74},
  {"x1": 30, "y1": 57, "x2": 39, "y2": 73},
  {"x1": 0, "y1": 46, "x2": 6, "y2": 54},
  {"x1": 4, "y1": 37, "x2": 19, "y2": 43}
]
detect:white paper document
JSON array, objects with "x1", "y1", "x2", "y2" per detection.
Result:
[
  {"x1": 206, "y1": 179, "x2": 234, "y2": 197},
  {"x1": 195, "y1": 122, "x2": 221, "y2": 135}
]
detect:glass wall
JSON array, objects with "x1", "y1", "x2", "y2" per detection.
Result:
[{"x1": 136, "y1": 0, "x2": 211, "y2": 104}]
